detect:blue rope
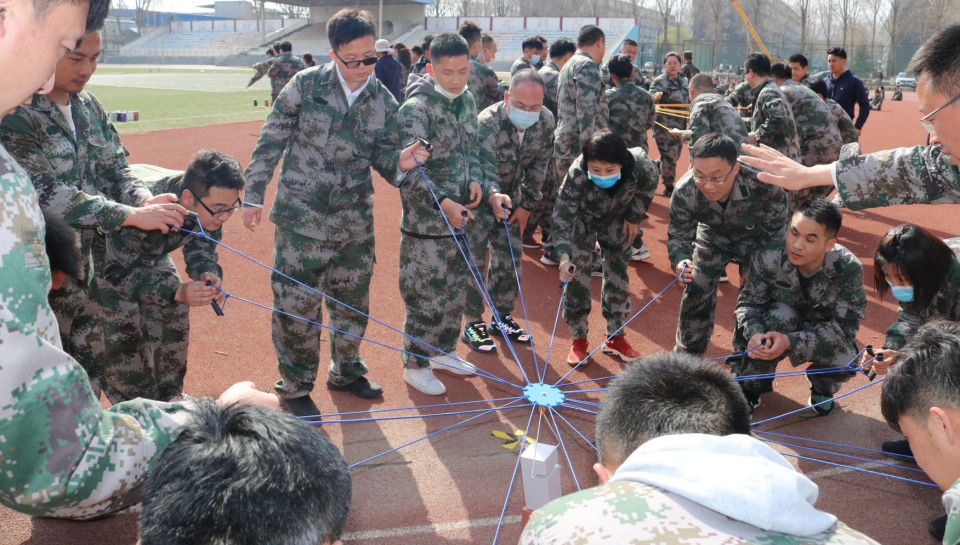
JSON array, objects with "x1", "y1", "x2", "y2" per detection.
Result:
[
  {"x1": 709, "y1": 344, "x2": 763, "y2": 361},
  {"x1": 563, "y1": 388, "x2": 609, "y2": 394},
  {"x1": 560, "y1": 403, "x2": 599, "y2": 415},
  {"x1": 775, "y1": 451, "x2": 938, "y2": 488},
  {"x1": 304, "y1": 404, "x2": 534, "y2": 425},
  {"x1": 548, "y1": 407, "x2": 581, "y2": 491},
  {"x1": 502, "y1": 211, "x2": 542, "y2": 383},
  {"x1": 348, "y1": 398, "x2": 526, "y2": 469},
  {"x1": 552, "y1": 406, "x2": 598, "y2": 452},
  {"x1": 733, "y1": 349, "x2": 871, "y2": 382},
  {"x1": 296, "y1": 396, "x2": 524, "y2": 421},
  {"x1": 541, "y1": 270, "x2": 573, "y2": 383},
  {"x1": 753, "y1": 430, "x2": 915, "y2": 460},
  {"x1": 492, "y1": 405, "x2": 537, "y2": 544},
  {"x1": 751, "y1": 377, "x2": 886, "y2": 427},
  {"x1": 758, "y1": 437, "x2": 927, "y2": 474},
  {"x1": 559, "y1": 375, "x2": 617, "y2": 388},
  {"x1": 554, "y1": 269, "x2": 684, "y2": 386},
  {"x1": 564, "y1": 399, "x2": 601, "y2": 408}
]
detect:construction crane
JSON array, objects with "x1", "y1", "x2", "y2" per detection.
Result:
[{"x1": 730, "y1": 0, "x2": 779, "y2": 62}]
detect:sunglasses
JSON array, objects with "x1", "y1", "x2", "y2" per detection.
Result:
[{"x1": 339, "y1": 56, "x2": 378, "y2": 69}]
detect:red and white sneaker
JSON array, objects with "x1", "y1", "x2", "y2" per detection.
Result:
[
  {"x1": 567, "y1": 338, "x2": 590, "y2": 366},
  {"x1": 602, "y1": 335, "x2": 641, "y2": 363}
]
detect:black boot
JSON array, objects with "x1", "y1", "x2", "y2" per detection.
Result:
[
  {"x1": 326, "y1": 376, "x2": 383, "y2": 399},
  {"x1": 880, "y1": 438, "x2": 914, "y2": 460},
  {"x1": 929, "y1": 514, "x2": 947, "y2": 541},
  {"x1": 282, "y1": 395, "x2": 322, "y2": 418}
]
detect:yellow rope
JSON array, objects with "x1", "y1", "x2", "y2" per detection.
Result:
[
  {"x1": 654, "y1": 121, "x2": 674, "y2": 131},
  {"x1": 656, "y1": 107, "x2": 691, "y2": 115},
  {"x1": 657, "y1": 103, "x2": 690, "y2": 108},
  {"x1": 655, "y1": 109, "x2": 690, "y2": 120}
]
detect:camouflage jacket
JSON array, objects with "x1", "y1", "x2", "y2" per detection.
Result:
[
  {"x1": 727, "y1": 80, "x2": 755, "y2": 117},
  {"x1": 468, "y1": 59, "x2": 503, "y2": 113},
  {"x1": 0, "y1": 144, "x2": 190, "y2": 520},
  {"x1": 268, "y1": 52, "x2": 306, "y2": 96},
  {"x1": 0, "y1": 92, "x2": 151, "y2": 285},
  {"x1": 834, "y1": 144, "x2": 960, "y2": 210},
  {"x1": 737, "y1": 242, "x2": 866, "y2": 363},
  {"x1": 750, "y1": 79, "x2": 802, "y2": 162},
  {"x1": 511, "y1": 56, "x2": 536, "y2": 75},
  {"x1": 398, "y1": 74, "x2": 490, "y2": 237},
  {"x1": 680, "y1": 61, "x2": 701, "y2": 80},
  {"x1": 780, "y1": 80, "x2": 843, "y2": 167},
  {"x1": 245, "y1": 63, "x2": 401, "y2": 242},
  {"x1": 103, "y1": 167, "x2": 222, "y2": 306},
  {"x1": 826, "y1": 98, "x2": 859, "y2": 145},
  {"x1": 884, "y1": 252, "x2": 960, "y2": 350},
  {"x1": 667, "y1": 163, "x2": 788, "y2": 269},
  {"x1": 411, "y1": 56, "x2": 429, "y2": 75},
  {"x1": 554, "y1": 51, "x2": 609, "y2": 161},
  {"x1": 477, "y1": 100, "x2": 555, "y2": 211},
  {"x1": 539, "y1": 60, "x2": 561, "y2": 118},
  {"x1": 944, "y1": 478, "x2": 960, "y2": 545},
  {"x1": 680, "y1": 91, "x2": 750, "y2": 151},
  {"x1": 248, "y1": 57, "x2": 274, "y2": 87},
  {"x1": 599, "y1": 59, "x2": 644, "y2": 90},
  {"x1": 650, "y1": 73, "x2": 690, "y2": 130},
  {"x1": 605, "y1": 81, "x2": 655, "y2": 153},
  {"x1": 551, "y1": 148, "x2": 659, "y2": 257},
  {"x1": 521, "y1": 480, "x2": 878, "y2": 544}
]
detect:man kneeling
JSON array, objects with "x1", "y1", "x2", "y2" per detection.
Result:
[{"x1": 521, "y1": 352, "x2": 877, "y2": 543}]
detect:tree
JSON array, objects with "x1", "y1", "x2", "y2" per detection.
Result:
[
  {"x1": 706, "y1": 0, "x2": 727, "y2": 71},
  {"x1": 653, "y1": 0, "x2": 678, "y2": 58},
  {"x1": 836, "y1": 0, "x2": 860, "y2": 49},
  {"x1": 816, "y1": 0, "x2": 834, "y2": 45},
  {"x1": 925, "y1": 0, "x2": 958, "y2": 32},
  {"x1": 881, "y1": 0, "x2": 910, "y2": 76},
  {"x1": 132, "y1": 0, "x2": 152, "y2": 35},
  {"x1": 792, "y1": 0, "x2": 813, "y2": 52}
]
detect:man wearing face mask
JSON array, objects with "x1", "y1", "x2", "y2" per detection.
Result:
[
  {"x1": 398, "y1": 32, "x2": 513, "y2": 395},
  {"x1": 459, "y1": 20, "x2": 502, "y2": 113},
  {"x1": 512, "y1": 36, "x2": 544, "y2": 76},
  {"x1": 243, "y1": 8, "x2": 430, "y2": 415},
  {"x1": 460, "y1": 69, "x2": 555, "y2": 353},
  {"x1": 733, "y1": 198, "x2": 865, "y2": 416}
]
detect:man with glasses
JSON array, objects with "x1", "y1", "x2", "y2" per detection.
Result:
[
  {"x1": 740, "y1": 24, "x2": 960, "y2": 213},
  {"x1": 96, "y1": 151, "x2": 244, "y2": 401},
  {"x1": 243, "y1": 8, "x2": 429, "y2": 415},
  {"x1": 669, "y1": 134, "x2": 787, "y2": 357}
]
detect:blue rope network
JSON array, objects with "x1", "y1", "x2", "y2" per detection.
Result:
[{"x1": 173, "y1": 154, "x2": 934, "y2": 542}]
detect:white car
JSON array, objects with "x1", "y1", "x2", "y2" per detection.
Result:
[{"x1": 895, "y1": 72, "x2": 917, "y2": 88}]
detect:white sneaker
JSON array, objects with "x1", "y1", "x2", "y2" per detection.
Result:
[
  {"x1": 430, "y1": 354, "x2": 476, "y2": 376},
  {"x1": 631, "y1": 243, "x2": 651, "y2": 261},
  {"x1": 719, "y1": 273, "x2": 729, "y2": 283},
  {"x1": 540, "y1": 254, "x2": 559, "y2": 266},
  {"x1": 403, "y1": 367, "x2": 447, "y2": 395}
]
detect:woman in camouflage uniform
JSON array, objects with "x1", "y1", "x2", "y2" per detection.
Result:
[{"x1": 650, "y1": 51, "x2": 689, "y2": 196}]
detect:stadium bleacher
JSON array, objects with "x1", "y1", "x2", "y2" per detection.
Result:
[{"x1": 125, "y1": 31, "x2": 265, "y2": 58}]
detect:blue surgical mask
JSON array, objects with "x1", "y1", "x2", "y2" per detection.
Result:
[
  {"x1": 887, "y1": 280, "x2": 915, "y2": 303},
  {"x1": 588, "y1": 171, "x2": 621, "y2": 188},
  {"x1": 531, "y1": 55, "x2": 541, "y2": 65},
  {"x1": 508, "y1": 104, "x2": 541, "y2": 130}
]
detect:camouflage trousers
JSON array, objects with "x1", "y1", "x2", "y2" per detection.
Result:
[
  {"x1": 525, "y1": 159, "x2": 560, "y2": 252},
  {"x1": 463, "y1": 213, "x2": 522, "y2": 322},
  {"x1": 271, "y1": 229, "x2": 374, "y2": 398},
  {"x1": 564, "y1": 220, "x2": 632, "y2": 339},
  {"x1": 49, "y1": 274, "x2": 106, "y2": 398},
  {"x1": 98, "y1": 257, "x2": 190, "y2": 403},
  {"x1": 653, "y1": 123, "x2": 683, "y2": 188},
  {"x1": 674, "y1": 239, "x2": 751, "y2": 356},
  {"x1": 732, "y1": 301, "x2": 857, "y2": 396},
  {"x1": 399, "y1": 233, "x2": 468, "y2": 369}
]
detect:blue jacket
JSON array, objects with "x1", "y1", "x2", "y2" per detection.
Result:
[
  {"x1": 375, "y1": 54, "x2": 403, "y2": 103},
  {"x1": 828, "y1": 70, "x2": 870, "y2": 130}
]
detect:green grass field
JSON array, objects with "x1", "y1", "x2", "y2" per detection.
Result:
[{"x1": 89, "y1": 66, "x2": 275, "y2": 133}]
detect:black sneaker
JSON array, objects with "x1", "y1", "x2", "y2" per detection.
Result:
[
  {"x1": 662, "y1": 185, "x2": 674, "y2": 197},
  {"x1": 461, "y1": 321, "x2": 496, "y2": 352},
  {"x1": 326, "y1": 376, "x2": 383, "y2": 399},
  {"x1": 881, "y1": 439, "x2": 914, "y2": 460},
  {"x1": 490, "y1": 315, "x2": 531, "y2": 343},
  {"x1": 930, "y1": 514, "x2": 947, "y2": 541},
  {"x1": 742, "y1": 388, "x2": 761, "y2": 415},
  {"x1": 282, "y1": 395, "x2": 322, "y2": 418},
  {"x1": 808, "y1": 389, "x2": 835, "y2": 416}
]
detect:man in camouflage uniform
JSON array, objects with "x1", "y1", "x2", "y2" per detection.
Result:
[
  {"x1": 461, "y1": 70, "x2": 554, "y2": 352},
  {"x1": 538, "y1": 39, "x2": 576, "y2": 119},
  {"x1": 521, "y1": 352, "x2": 879, "y2": 544},
  {"x1": 669, "y1": 134, "x2": 787, "y2": 357},
  {"x1": 411, "y1": 35, "x2": 433, "y2": 75},
  {"x1": 743, "y1": 54, "x2": 802, "y2": 164},
  {"x1": 726, "y1": 79, "x2": 754, "y2": 118},
  {"x1": 246, "y1": 49, "x2": 275, "y2": 91},
  {"x1": 650, "y1": 51, "x2": 690, "y2": 195},
  {"x1": 599, "y1": 39, "x2": 643, "y2": 90},
  {"x1": 267, "y1": 41, "x2": 306, "y2": 102},
  {"x1": 670, "y1": 73, "x2": 750, "y2": 152},
  {"x1": 605, "y1": 55, "x2": 655, "y2": 154},
  {"x1": 459, "y1": 21, "x2": 502, "y2": 113},
  {"x1": 511, "y1": 36, "x2": 544, "y2": 76},
  {"x1": 0, "y1": 30, "x2": 188, "y2": 399},
  {"x1": 733, "y1": 198, "x2": 864, "y2": 415},
  {"x1": 397, "y1": 33, "x2": 512, "y2": 395},
  {"x1": 680, "y1": 50, "x2": 700, "y2": 81},
  {"x1": 243, "y1": 9, "x2": 428, "y2": 414},
  {"x1": 805, "y1": 77, "x2": 859, "y2": 145}
]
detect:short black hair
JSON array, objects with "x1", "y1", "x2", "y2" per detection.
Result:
[
  {"x1": 458, "y1": 20, "x2": 482, "y2": 46},
  {"x1": 577, "y1": 25, "x2": 605, "y2": 48},
  {"x1": 140, "y1": 399, "x2": 352, "y2": 545},
  {"x1": 85, "y1": 0, "x2": 109, "y2": 31},
  {"x1": 326, "y1": 8, "x2": 376, "y2": 52},
  {"x1": 429, "y1": 32, "x2": 469, "y2": 62},
  {"x1": 795, "y1": 197, "x2": 842, "y2": 238},
  {"x1": 622, "y1": 39, "x2": 638, "y2": 48},
  {"x1": 481, "y1": 34, "x2": 495, "y2": 48},
  {"x1": 744, "y1": 53, "x2": 771, "y2": 76},
  {"x1": 827, "y1": 46, "x2": 847, "y2": 59},
  {"x1": 906, "y1": 24, "x2": 960, "y2": 96},
  {"x1": 549, "y1": 38, "x2": 576, "y2": 59},
  {"x1": 302, "y1": 52, "x2": 315, "y2": 66},
  {"x1": 280, "y1": 41, "x2": 292, "y2": 53},
  {"x1": 272, "y1": 42, "x2": 281, "y2": 53},
  {"x1": 789, "y1": 53, "x2": 809, "y2": 68},
  {"x1": 266, "y1": 49, "x2": 275, "y2": 57},
  {"x1": 874, "y1": 224, "x2": 954, "y2": 311},
  {"x1": 689, "y1": 72, "x2": 714, "y2": 92},
  {"x1": 536, "y1": 34, "x2": 547, "y2": 44},
  {"x1": 882, "y1": 320, "x2": 960, "y2": 432},
  {"x1": 771, "y1": 62, "x2": 792, "y2": 81},
  {"x1": 607, "y1": 54, "x2": 634, "y2": 80},
  {"x1": 181, "y1": 149, "x2": 245, "y2": 200},
  {"x1": 596, "y1": 351, "x2": 752, "y2": 466},
  {"x1": 44, "y1": 212, "x2": 82, "y2": 281},
  {"x1": 421, "y1": 34, "x2": 435, "y2": 52},
  {"x1": 805, "y1": 77, "x2": 830, "y2": 97},
  {"x1": 582, "y1": 130, "x2": 629, "y2": 169},
  {"x1": 522, "y1": 36, "x2": 544, "y2": 52},
  {"x1": 663, "y1": 50, "x2": 682, "y2": 64},
  {"x1": 412, "y1": 45, "x2": 424, "y2": 56},
  {"x1": 683, "y1": 50, "x2": 694, "y2": 60},
  {"x1": 691, "y1": 133, "x2": 738, "y2": 166}
]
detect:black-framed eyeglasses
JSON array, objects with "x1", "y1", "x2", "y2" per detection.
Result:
[
  {"x1": 920, "y1": 92, "x2": 960, "y2": 135},
  {"x1": 693, "y1": 166, "x2": 736, "y2": 187},
  {"x1": 197, "y1": 197, "x2": 243, "y2": 217},
  {"x1": 339, "y1": 56, "x2": 378, "y2": 69}
]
